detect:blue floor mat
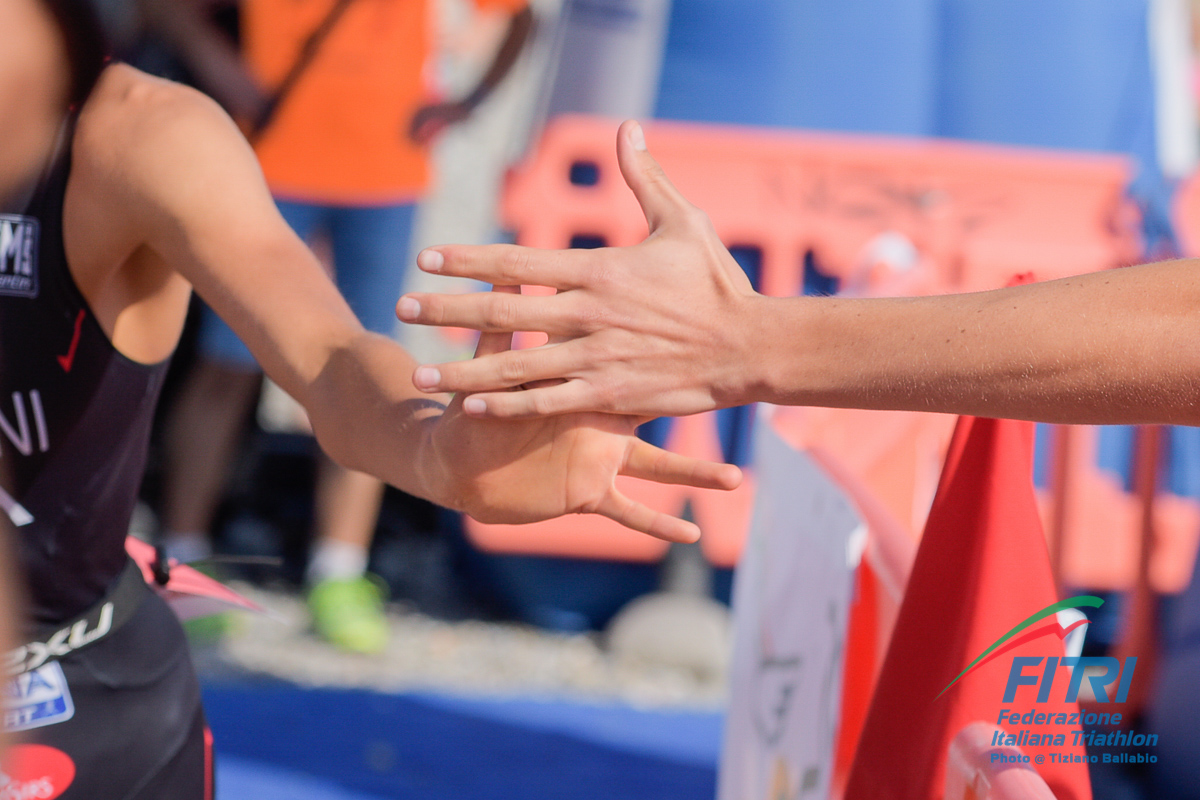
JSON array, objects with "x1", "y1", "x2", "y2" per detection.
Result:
[
  {"x1": 204, "y1": 684, "x2": 722, "y2": 800},
  {"x1": 218, "y1": 756, "x2": 394, "y2": 800}
]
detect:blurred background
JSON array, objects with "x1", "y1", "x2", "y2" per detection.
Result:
[{"x1": 90, "y1": 0, "x2": 1200, "y2": 797}]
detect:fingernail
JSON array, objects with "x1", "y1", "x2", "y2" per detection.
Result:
[
  {"x1": 417, "y1": 249, "x2": 445, "y2": 272},
  {"x1": 463, "y1": 397, "x2": 487, "y2": 415},
  {"x1": 724, "y1": 465, "x2": 743, "y2": 488},
  {"x1": 414, "y1": 366, "x2": 440, "y2": 390},
  {"x1": 630, "y1": 122, "x2": 647, "y2": 151},
  {"x1": 397, "y1": 296, "x2": 420, "y2": 320}
]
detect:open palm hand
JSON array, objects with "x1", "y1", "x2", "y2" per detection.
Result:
[{"x1": 425, "y1": 287, "x2": 741, "y2": 544}]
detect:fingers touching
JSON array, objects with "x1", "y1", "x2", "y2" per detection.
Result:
[
  {"x1": 399, "y1": 289, "x2": 578, "y2": 336},
  {"x1": 471, "y1": 284, "x2": 518, "y2": 358},
  {"x1": 414, "y1": 340, "x2": 584, "y2": 396},
  {"x1": 405, "y1": 119, "x2": 693, "y2": 296},
  {"x1": 412, "y1": 244, "x2": 590, "y2": 290},
  {"x1": 458, "y1": 381, "x2": 596, "y2": 418}
]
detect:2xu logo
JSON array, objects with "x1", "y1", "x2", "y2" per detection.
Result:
[
  {"x1": 0, "y1": 216, "x2": 38, "y2": 299},
  {"x1": 0, "y1": 744, "x2": 75, "y2": 800},
  {"x1": 5, "y1": 603, "x2": 113, "y2": 675}
]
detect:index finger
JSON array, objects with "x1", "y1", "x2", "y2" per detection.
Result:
[{"x1": 417, "y1": 244, "x2": 594, "y2": 290}]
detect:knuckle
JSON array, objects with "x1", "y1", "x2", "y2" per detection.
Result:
[
  {"x1": 584, "y1": 253, "x2": 623, "y2": 292},
  {"x1": 682, "y1": 205, "x2": 712, "y2": 232},
  {"x1": 643, "y1": 159, "x2": 668, "y2": 187},
  {"x1": 578, "y1": 337, "x2": 603, "y2": 367},
  {"x1": 583, "y1": 333, "x2": 616, "y2": 363},
  {"x1": 498, "y1": 353, "x2": 528, "y2": 383},
  {"x1": 574, "y1": 300, "x2": 610, "y2": 334},
  {"x1": 583, "y1": 259, "x2": 612, "y2": 291},
  {"x1": 501, "y1": 247, "x2": 531, "y2": 283},
  {"x1": 584, "y1": 382, "x2": 619, "y2": 418},
  {"x1": 486, "y1": 296, "x2": 517, "y2": 330},
  {"x1": 591, "y1": 380, "x2": 617, "y2": 413},
  {"x1": 528, "y1": 391, "x2": 555, "y2": 416}
]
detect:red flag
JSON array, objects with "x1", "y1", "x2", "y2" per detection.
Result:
[{"x1": 845, "y1": 416, "x2": 1092, "y2": 800}]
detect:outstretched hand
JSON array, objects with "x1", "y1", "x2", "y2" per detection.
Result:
[
  {"x1": 422, "y1": 286, "x2": 742, "y2": 544},
  {"x1": 397, "y1": 120, "x2": 764, "y2": 419}
]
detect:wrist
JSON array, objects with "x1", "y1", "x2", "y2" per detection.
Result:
[
  {"x1": 413, "y1": 407, "x2": 461, "y2": 511},
  {"x1": 732, "y1": 294, "x2": 791, "y2": 406},
  {"x1": 737, "y1": 294, "x2": 823, "y2": 407}
]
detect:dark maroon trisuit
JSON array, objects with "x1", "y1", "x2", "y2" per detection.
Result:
[{"x1": 0, "y1": 117, "x2": 212, "y2": 799}]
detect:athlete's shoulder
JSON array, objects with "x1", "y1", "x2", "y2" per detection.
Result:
[
  {"x1": 71, "y1": 64, "x2": 269, "y2": 231},
  {"x1": 77, "y1": 63, "x2": 236, "y2": 160},
  {"x1": 85, "y1": 62, "x2": 211, "y2": 117}
]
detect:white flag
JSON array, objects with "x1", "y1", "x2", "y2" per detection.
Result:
[{"x1": 718, "y1": 416, "x2": 864, "y2": 800}]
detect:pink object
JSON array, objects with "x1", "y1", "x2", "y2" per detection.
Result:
[
  {"x1": 125, "y1": 536, "x2": 265, "y2": 621},
  {"x1": 944, "y1": 723, "x2": 1057, "y2": 800}
]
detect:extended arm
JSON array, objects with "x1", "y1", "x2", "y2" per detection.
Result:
[
  {"x1": 744, "y1": 269, "x2": 1200, "y2": 425},
  {"x1": 398, "y1": 120, "x2": 1200, "y2": 426},
  {"x1": 77, "y1": 78, "x2": 737, "y2": 541}
]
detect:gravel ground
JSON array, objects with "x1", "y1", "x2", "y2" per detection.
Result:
[{"x1": 192, "y1": 583, "x2": 728, "y2": 711}]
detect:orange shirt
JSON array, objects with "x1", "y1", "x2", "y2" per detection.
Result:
[{"x1": 244, "y1": 0, "x2": 526, "y2": 205}]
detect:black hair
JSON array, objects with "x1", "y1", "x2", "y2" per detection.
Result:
[{"x1": 38, "y1": 0, "x2": 110, "y2": 107}]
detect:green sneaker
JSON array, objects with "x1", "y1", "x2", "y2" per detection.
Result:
[
  {"x1": 183, "y1": 612, "x2": 234, "y2": 646},
  {"x1": 181, "y1": 562, "x2": 234, "y2": 646},
  {"x1": 307, "y1": 575, "x2": 389, "y2": 654}
]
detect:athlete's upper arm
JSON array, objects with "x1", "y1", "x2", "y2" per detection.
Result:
[{"x1": 79, "y1": 69, "x2": 362, "y2": 401}]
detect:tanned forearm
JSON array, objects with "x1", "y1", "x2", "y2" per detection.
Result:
[
  {"x1": 746, "y1": 259, "x2": 1200, "y2": 425},
  {"x1": 395, "y1": 124, "x2": 1200, "y2": 426},
  {"x1": 304, "y1": 331, "x2": 452, "y2": 506}
]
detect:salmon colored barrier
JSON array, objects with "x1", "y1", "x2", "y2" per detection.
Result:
[
  {"x1": 501, "y1": 115, "x2": 1139, "y2": 293},
  {"x1": 1035, "y1": 426, "x2": 1200, "y2": 593},
  {"x1": 1104, "y1": 426, "x2": 1162, "y2": 722},
  {"x1": 466, "y1": 115, "x2": 1139, "y2": 565},
  {"x1": 772, "y1": 406, "x2": 954, "y2": 540},
  {"x1": 1172, "y1": 169, "x2": 1200, "y2": 256},
  {"x1": 944, "y1": 723, "x2": 1057, "y2": 800}
]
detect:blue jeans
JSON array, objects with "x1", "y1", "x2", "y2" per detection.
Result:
[{"x1": 199, "y1": 200, "x2": 417, "y2": 369}]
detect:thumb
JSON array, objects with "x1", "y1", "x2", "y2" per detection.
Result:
[{"x1": 616, "y1": 119, "x2": 692, "y2": 234}]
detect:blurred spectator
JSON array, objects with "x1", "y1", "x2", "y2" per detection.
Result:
[
  {"x1": 158, "y1": 0, "x2": 532, "y2": 654},
  {"x1": 135, "y1": 0, "x2": 266, "y2": 119}
]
